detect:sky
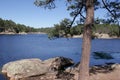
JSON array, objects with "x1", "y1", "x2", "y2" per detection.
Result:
[{"x1": 0, "y1": 0, "x2": 106, "y2": 28}]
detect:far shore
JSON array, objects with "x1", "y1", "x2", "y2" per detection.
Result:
[
  {"x1": 0, "y1": 32, "x2": 120, "y2": 39},
  {"x1": 0, "y1": 32, "x2": 46, "y2": 35}
]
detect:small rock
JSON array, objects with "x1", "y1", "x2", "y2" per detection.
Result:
[{"x1": 111, "y1": 63, "x2": 120, "y2": 69}]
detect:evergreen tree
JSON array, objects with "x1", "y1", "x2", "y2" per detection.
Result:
[{"x1": 34, "y1": 1, "x2": 120, "y2": 80}]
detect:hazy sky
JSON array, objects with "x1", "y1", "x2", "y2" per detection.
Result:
[{"x1": 0, "y1": 0, "x2": 106, "y2": 28}]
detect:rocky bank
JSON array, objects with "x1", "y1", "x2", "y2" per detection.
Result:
[
  {"x1": 2, "y1": 57, "x2": 120, "y2": 80},
  {"x1": 73, "y1": 33, "x2": 119, "y2": 39}
]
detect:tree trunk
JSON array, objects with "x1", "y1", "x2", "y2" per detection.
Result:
[{"x1": 79, "y1": 0, "x2": 94, "y2": 80}]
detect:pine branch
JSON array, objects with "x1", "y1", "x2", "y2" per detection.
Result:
[
  {"x1": 69, "y1": 1, "x2": 85, "y2": 27},
  {"x1": 102, "y1": 0, "x2": 116, "y2": 19}
]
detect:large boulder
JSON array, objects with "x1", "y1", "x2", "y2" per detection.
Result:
[
  {"x1": 2, "y1": 57, "x2": 74, "y2": 80},
  {"x1": 2, "y1": 58, "x2": 48, "y2": 79}
]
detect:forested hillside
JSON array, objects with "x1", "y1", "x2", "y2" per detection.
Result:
[{"x1": 0, "y1": 18, "x2": 37, "y2": 33}]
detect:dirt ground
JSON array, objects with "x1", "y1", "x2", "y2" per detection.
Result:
[
  {"x1": 90, "y1": 68, "x2": 120, "y2": 80},
  {"x1": 73, "y1": 64, "x2": 120, "y2": 80}
]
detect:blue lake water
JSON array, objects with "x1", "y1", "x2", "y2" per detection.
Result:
[{"x1": 0, "y1": 34, "x2": 120, "y2": 79}]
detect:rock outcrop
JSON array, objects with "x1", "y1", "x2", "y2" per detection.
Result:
[
  {"x1": 2, "y1": 57, "x2": 74, "y2": 80},
  {"x1": 94, "y1": 33, "x2": 110, "y2": 39},
  {"x1": 2, "y1": 57, "x2": 120, "y2": 80}
]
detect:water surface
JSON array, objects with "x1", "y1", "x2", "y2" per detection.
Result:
[{"x1": 0, "y1": 34, "x2": 120, "y2": 79}]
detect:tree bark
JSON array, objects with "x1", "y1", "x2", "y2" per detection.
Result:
[{"x1": 79, "y1": 0, "x2": 94, "y2": 80}]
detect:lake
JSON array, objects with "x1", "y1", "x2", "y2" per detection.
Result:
[{"x1": 0, "y1": 34, "x2": 120, "y2": 79}]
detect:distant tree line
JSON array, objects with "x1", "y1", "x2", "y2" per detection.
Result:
[
  {"x1": 0, "y1": 18, "x2": 119, "y2": 37},
  {"x1": 93, "y1": 24, "x2": 120, "y2": 37},
  {"x1": 46, "y1": 18, "x2": 120, "y2": 39},
  {"x1": 36, "y1": 27, "x2": 54, "y2": 34},
  {"x1": 0, "y1": 18, "x2": 37, "y2": 33}
]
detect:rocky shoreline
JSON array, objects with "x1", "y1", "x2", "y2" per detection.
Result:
[
  {"x1": 1, "y1": 57, "x2": 120, "y2": 80},
  {"x1": 73, "y1": 33, "x2": 120, "y2": 39},
  {"x1": 0, "y1": 32, "x2": 120, "y2": 39}
]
